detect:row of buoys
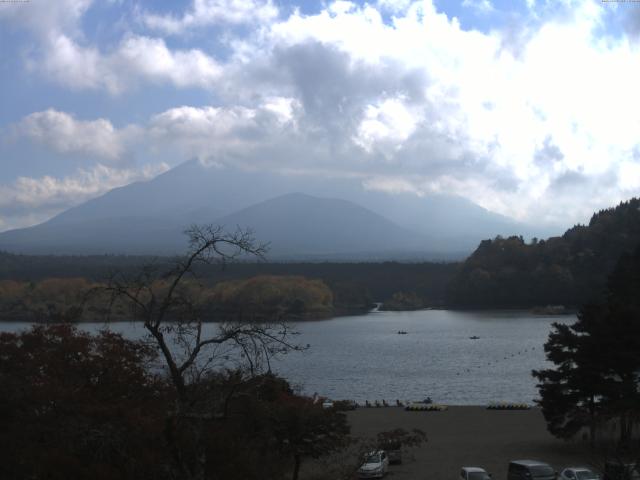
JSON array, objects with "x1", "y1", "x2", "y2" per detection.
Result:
[
  {"x1": 344, "y1": 400, "x2": 529, "y2": 410},
  {"x1": 405, "y1": 403, "x2": 448, "y2": 411},
  {"x1": 454, "y1": 346, "x2": 537, "y2": 376},
  {"x1": 487, "y1": 402, "x2": 530, "y2": 410}
]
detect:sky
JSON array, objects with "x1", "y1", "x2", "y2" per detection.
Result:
[{"x1": 1, "y1": 0, "x2": 640, "y2": 232}]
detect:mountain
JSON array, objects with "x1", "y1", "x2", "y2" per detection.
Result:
[
  {"x1": 215, "y1": 193, "x2": 429, "y2": 257},
  {"x1": 0, "y1": 160, "x2": 551, "y2": 258},
  {"x1": 0, "y1": 192, "x2": 429, "y2": 257},
  {"x1": 447, "y1": 198, "x2": 640, "y2": 308}
]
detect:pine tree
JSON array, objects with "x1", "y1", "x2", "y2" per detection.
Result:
[{"x1": 533, "y1": 245, "x2": 640, "y2": 447}]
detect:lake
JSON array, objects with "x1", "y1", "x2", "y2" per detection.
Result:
[{"x1": 0, "y1": 309, "x2": 574, "y2": 405}]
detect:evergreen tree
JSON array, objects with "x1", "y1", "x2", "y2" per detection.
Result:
[
  {"x1": 532, "y1": 305, "x2": 606, "y2": 445},
  {"x1": 533, "y1": 245, "x2": 640, "y2": 447}
]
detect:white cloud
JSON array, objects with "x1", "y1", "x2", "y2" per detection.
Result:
[
  {"x1": 142, "y1": 0, "x2": 279, "y2": 34},
  {"x1": 116, "y1": 35, "x2": 223, "y2": 89},
  {"x1": 376, "y1": 0, "x2": 413, "y2": 15},
  {"x1": 261, "y1": 97, "x2": 299, "y2": 125},
  {"x1": 0, "y1": 0, "x2": 93, "y2": 36},
  {"x1": 462, "y1": 0, "x2": 495, "y2": 15},
  {"x1": 0, "y1": 163, "x2": 169, "y2": 231},
  {"x1": 37, "y1": 34, "x2": 223, "y2": 94},
  {"x1": 38, "y1": 34, "x2": 115, "y2": 91},
  {"x1": 362, "y1": 176, "x2": 423, "y2": 195},
  {"x1": 0, "y1": 0, "x2": 222, "y2": 94},
  {"x1": 354, "y1": 97, "x2": 421, "y2": 157},
  {"x1": 3, "y1": 0, "x2": 640, "y2": 229},
  {"x1": 12, "y1": 109, "x2": 134, "y2": 161},
  {"x1": 256, "y1": 0, "x2": 640, "y2": 224},
  {"x1": 146, "y1": 102, "x2": 301, "y2": 166}
]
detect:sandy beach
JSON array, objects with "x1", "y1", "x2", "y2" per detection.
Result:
[{"x1": 345, "y1": 406, "x2": 596, "y2": 480}]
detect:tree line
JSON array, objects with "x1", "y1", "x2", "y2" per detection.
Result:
[
  {"x1": 0, "y1": 275, "x2": 339, "y2": 323},
  {"x1": 447, "y1": 198, "x2": 640, "y2": 308},
  {"x1": 0, "y1": 261, "x2": 457, "y2": 322}
]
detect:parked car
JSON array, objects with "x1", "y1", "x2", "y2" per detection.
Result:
[
  {"x1": 379, "y1": 439, "x2": 402, "y2": 465},
  {"x1": 333, "y1": 399, "x2": 358, "y2": 411},
  {"x1": 560, "y1": 467, "x2": 600, "y2": 480},
  {"x1": 604, "y1": 461, "x2": 640, "y2": 480},
  {"x1": 358, "y1": 450, "x2": 389, "y2": 479},
  {"x1": 460, "y1": 466, "x2": 492, "y2": 480},
  {"x1": 508, "y1": 460, "x2": 557, "y2": 480}
]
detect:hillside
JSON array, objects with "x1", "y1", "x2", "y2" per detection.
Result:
[
  {"x1": 0, "y1": 192, "x2": 433, "y2": 257},
  {"x1": 446, "y1": 198, "x2": 640, "y2": 308},
  {"x1": 216, "y1": 193, "x2": 430, "y2": 257}
]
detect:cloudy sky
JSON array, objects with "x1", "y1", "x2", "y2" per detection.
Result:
[{"x1": 1, "y1": 0, "x2": 639, "y2": 232}]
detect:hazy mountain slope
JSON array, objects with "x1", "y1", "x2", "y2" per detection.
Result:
[
  {"x1": 0, "y1": 217, "x2": 187, "y2": 255},
  {"x1": 0, "y1": 160, "x2": 551, "y2": 256},
  {"x1": 0, "y1": 193, "x2": 430, "y2": 256},
  {"x1": 47, "y1": 160, "x2": 289, "y2": 226},
  {"x1": 215, "y1": 193, "x2": 429, "y2": 256},
  {"x1": 44, "y1": 160, "x2": 536, "y2": 241}
]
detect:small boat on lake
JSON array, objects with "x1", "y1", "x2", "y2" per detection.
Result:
[
  {"x1": 397, "y1": 330, "x2": 408, "y2": 335},
  {"x1": 469, "y1": 335, "x2": 480, "y2": 340}
]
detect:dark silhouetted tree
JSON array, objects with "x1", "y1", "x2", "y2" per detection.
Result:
[
  {"x1": 533, "y1": 245, "x2": 640, "y2": 448},
  {"x1": 101, "y1": 225, "x2": 303, "y2": 480},
  {"x1": 0, "y1": 324, "x2": 166, "y2": 480}
]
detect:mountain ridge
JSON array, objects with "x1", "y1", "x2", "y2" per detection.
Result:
[{"x1": 0, "y1": 160, "x2": 554, "y2": 258}]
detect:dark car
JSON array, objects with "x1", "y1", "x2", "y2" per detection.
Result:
[
  {"x1": 508, "y1": 460, "x2": 556, "y2": 480},
  {"x1": 379, "y1": 439, "x2": 402, "y2": 465},
  {"x1": 604, "y1": 461, "x2": 639, "y2": 480}
]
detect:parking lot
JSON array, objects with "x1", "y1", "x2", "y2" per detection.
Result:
[{"x1": 346, "y1": 406, "x2": 595, "y2": 480}]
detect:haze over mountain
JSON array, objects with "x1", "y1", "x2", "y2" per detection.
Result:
[{"x1": 0, "y1": 160, "x2": 557, "y2": 259}]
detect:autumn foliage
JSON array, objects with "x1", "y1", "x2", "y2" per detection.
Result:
[
  {"x1": 207, "y1": 275, "x2": 334, "y2": 320},
  {"x1": 0, "y1": 324, "x2": 165, "y2": 480},
  {"x1": 0, "y1": 325, "x2": 350, "y2": 480},
  {"x1": 0, "y1": 274, "x2": 335, "y2": 323}
]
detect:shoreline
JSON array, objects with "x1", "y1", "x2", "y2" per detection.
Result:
[{"x1": 0, "y1": 306, "x2": 577, "y2": 324}]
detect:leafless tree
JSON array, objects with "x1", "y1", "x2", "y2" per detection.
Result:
[{"x1": 100, "y1": 224, "x2": 303, "y2": 480}]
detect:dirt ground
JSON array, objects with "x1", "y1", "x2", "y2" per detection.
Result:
[{"x1": 343, "y1": 406, "x2": 598, "y2": 480}]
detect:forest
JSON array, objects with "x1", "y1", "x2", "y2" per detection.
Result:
[
  {"x1": 447, "y1": 198, "x2": 640, "y2": 308},
  {"x1": 0, "y1": 255, "x2": 457, "y2": 321}
]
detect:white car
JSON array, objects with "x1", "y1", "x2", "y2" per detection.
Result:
[
  {"x1": 460, "y1": 466, "x2": 492, "y2": 480},
  {"x1": 558, "y1": 467, "x2": 600, "y2": 480},
  {"x1": 358, "y1": 450, "x2": 389, "y2": 478},
  {"x1": 559, "y1": 467, "x2": 600, "y2": 480}
]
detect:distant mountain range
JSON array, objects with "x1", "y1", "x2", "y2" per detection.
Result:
[{"x1": 0, "y1": 160, "x2": 557, "y2": 259}]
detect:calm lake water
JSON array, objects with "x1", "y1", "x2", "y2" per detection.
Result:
[{"x1": 0, "y1": 309, "x2": 574, "y2": 405}]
